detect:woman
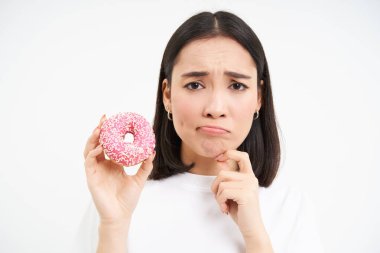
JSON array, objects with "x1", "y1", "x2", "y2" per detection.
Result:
[{"x1": 77, "y1": 11, "x2": 324, "y2": 253}]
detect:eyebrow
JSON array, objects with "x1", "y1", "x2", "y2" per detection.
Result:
[{"x1": 181, "y1": 71, "x2": 252, "y2": 79}]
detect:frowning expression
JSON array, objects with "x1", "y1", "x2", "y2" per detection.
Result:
[{"x1": 163, "y1": 36, "x2": 263, "y2": 158}]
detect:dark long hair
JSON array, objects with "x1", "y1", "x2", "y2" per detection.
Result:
[{"x1": 148, "y1": 11, "x2": 281, "y2": 187}]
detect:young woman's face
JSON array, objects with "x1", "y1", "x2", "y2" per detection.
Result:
[{"x1": 163, "y1": 36, "x2": 263, "y2": 159}]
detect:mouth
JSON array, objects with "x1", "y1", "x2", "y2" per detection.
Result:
[{"x1": 197, "y1": 125, "x2": 230, "y2": 135}]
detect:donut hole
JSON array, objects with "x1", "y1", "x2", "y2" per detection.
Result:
[{"x1": 123, "y1": 132, "x2": 134, "y2": 143}]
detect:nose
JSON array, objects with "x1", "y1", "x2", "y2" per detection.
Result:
[{"x1": 203, "y1": 90, "x2": 226, "y2": 119}]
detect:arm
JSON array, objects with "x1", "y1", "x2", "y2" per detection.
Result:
[
  {"x1": 243, "y1": 218, "x2": 274, "y2": 253},
  {"x1": 211, "y1": 150, "x2": 274, "y2": 253},
  {"x1": 83, "y1": 116, "x2": 156, "y2": 253},
  {"x1": 244, "y1": 229, "x2": 274, "y2": 253},
  {"x1": 97, "y1": 220, "x2": 131, "y2": 253}
]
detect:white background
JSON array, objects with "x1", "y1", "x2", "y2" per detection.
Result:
[{"x1": 1, "y1": 0, "x2": 379, "y2": 252}]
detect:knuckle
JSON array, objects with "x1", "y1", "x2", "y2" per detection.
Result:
[
  {"x1": 249, "y1": 174, "x2": 258, "y2": 182},
  {"x1": 216, "y1": 186, "x2": 223, "y2": 197},
  {"x1": 87, "y1": 149, "x2": 95, "y2": 158},
  {"x1": 219, "y1": 181, "x2": 226, "y2": 191},
  {"x1": 216, "y1": 193, "x2": 223, "y2": 202},
  {"x1": 218, "y1": 188, "x2": 225, "y2": 198},
  {"x1": 86, "y1": 148, "x2": 92, "y2": 156},
  {"x1": 250, "y1": 176, "x2": 259, "y2": 186}
]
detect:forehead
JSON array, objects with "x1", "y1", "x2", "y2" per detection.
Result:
[{"x1": 173, "y1": 36, "x2": 256, "y2": 72}]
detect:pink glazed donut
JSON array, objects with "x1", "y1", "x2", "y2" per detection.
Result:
[{"x1": 99, "y1": 112, "x2": 155, "y2": 167}]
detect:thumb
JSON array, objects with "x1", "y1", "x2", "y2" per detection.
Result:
[{"x1": 135, "y1": 151, "x2": 156, "y2": 183}]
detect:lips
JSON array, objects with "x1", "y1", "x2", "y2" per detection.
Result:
[{"x1": 197, "y1": 125, "x2": 229, "y2": 135}]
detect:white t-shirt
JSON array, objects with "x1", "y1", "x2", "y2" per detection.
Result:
[{"x1": 72, "y1": 171, "x2": 324, "y2": 253}]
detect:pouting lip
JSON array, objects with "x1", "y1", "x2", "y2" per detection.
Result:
[{"x1": 197, "y1": 125, "x2": 230, "y2": 133}]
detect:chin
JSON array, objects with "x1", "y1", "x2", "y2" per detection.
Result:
[{"x1": 198, "y1": 139, "x2": 228, "y2": 158}]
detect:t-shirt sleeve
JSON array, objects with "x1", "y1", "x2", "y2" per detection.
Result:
[
  {"x1": 286, "y1": 191, "x2": 325, "y2": 253},
  {"x1": 70, "y1": 200, "x2": 99, "y2": 253}
]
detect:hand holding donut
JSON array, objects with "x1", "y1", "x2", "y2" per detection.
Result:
[
  {"x1": 211, "y1": 150, "x2": 270, "y2": 244},
  {"x1": 83, "y1": 113, "x2": 156, "y2": 226}
]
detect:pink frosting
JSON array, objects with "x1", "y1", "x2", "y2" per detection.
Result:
[{"x1": 99, "y1": 112, "x2": 155, "y2": 167}]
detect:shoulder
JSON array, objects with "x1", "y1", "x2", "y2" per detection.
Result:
[
  {"x1": 259, "y1": 175, "x2": 325, "y2": 252},
  {"x1": 259, "y1": 174, "x2": 312, "y2": 210},
  {"x1": 259, "y1": 173, "x2": 319, "y2": 231}
]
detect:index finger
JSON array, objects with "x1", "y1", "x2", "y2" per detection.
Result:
[
  {"x1": 83, "y1": 115, "x2": 107, "y2": 159},
  {"x1": 216, "y1": 150, "x2": 253, "y2": 174}
]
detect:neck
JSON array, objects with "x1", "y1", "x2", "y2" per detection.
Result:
[{"x1": 180, "y1": 142, "x2": 238, "y2": 176}]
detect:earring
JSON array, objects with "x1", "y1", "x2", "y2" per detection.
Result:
[
  {"x1": 165, "y1": 106, "x2": 172, "y2": 121},
  {"x1": 254, "y1": 110, "x2": 260, "y2": 120}
]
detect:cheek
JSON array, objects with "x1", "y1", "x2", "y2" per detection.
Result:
[
  {"x1": 234, "y1": 93, "x2": 256, "y2": 114},
  {"x1": 171, "y1": 92, "x2": 199, "y2": 130},
  {"x1": 232, "y1": 96, "x2": 256, "y2": 135},
  {"x1": 235, "y1": 105, "x2": 255, "y2": 121}
]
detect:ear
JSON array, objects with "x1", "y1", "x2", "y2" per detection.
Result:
[
  {"x1": 162, "y1": 78, "x2": 171, "y2": 109},
  {"x1": 257, "y1": 79, "x2": 264, "y2": 110}
]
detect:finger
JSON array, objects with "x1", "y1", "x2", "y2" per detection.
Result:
[
  {"x1": 216, "y1": 160, "x2": 230, "y2": 171},
  {"x1": 216, "y1": 188, "x2": 241, "y2": 213},
  {"x1": 84, "y1": 144, "x2": 104, "y2": 176},
  {"x1": 219, "y1": 150, "x2": 253, "y2": 174},
  {"x1": 83, "y1": 115, "x2": 107, "y2": 159},
  {"x1": 216, "y1": 181, "x2": 243, "y2": 199},
  {"x1": 83, "y1": 126, "x2": 106, "y2": 161},
  {"x1": 83, "y1": 127, "x2": 101, "y2": 159},
  {"x1": 98, "y1": 114, "x2": 107, "y2": 128},
  {"x1": 135, "y1": 151, "x2": 156, "y2": 185},
  {"x1": 97, "y1": 114, "x2": 107, "y2": 161},
  {"x1": 211, "y1": 170, "x2": 244, "y2": 195}
]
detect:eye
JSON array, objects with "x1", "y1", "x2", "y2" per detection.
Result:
[
  {"x1": 184, "y1": 82, "x2": 204, "y2": 90},
  {"x1": 230, "y1": 82, "x2": 248, "y2": 91}
]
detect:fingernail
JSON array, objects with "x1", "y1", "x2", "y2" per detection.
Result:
[
  {"x1": 215, "y1": 154, "x2": 225, "y2": 161},
  {"x1": 99, "y1": 114, "x2": 105, "y2": 122}
]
